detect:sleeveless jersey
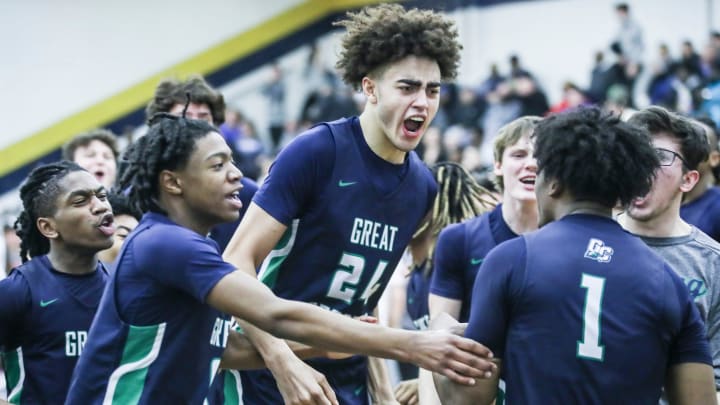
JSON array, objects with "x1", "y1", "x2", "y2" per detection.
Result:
[
  {"x1": 430, "y1": 204, "x2": 516, "y2": 322},
  {"x1": 238, "y1": 118, "x2": 435, "y2": 405},
  {"x1": 0, "y1": 256, "x2": 107, "y2": 404}
]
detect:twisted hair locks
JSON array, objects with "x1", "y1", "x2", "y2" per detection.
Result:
[
  {"x1": 412, "y1": 162, "x2": 496, "y2": 268},
  {"x1": 120, "y1": 114, "x2": 218, "y2": 214},
  {"x1": 14, "y1": 161, "x2": 85, "y2": 263}
]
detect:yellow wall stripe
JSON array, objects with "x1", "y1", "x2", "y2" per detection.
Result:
[{"x1": 0, "y1": 0, "x2": 396, "y2": 178}]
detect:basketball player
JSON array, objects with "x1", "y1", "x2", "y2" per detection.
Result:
[
  {"x1": 435, "y1": 107, "x2": 715, "y2": 404},
  {"x1": 0, "y1": 161, "x2": 113, "y2": 404}
]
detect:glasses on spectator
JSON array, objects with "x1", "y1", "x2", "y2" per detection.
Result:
[{"x1": 655, "y1": 147, "x2": 689, "y2": 168}]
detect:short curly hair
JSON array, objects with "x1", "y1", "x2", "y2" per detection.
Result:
[
  {"x1": 533, "y1": 107, "x2": 659, "y2": 208},
  {"x1": 334, "y1": 3, "x2": 461, "y2": 89},
  {"x1": 145, "y1": 75, "x2": 226, "y2": 125}
]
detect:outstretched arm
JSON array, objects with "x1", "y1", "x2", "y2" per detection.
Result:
[{"x1": 207, "y1": 269, "x2": 496, "y2": 384}]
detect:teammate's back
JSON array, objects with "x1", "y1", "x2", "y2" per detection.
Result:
[
  {"x1": 491, "y1": 214, "x2": 707, "y2": 403},
  {"x1": 435, "y1": 107, "x2": 716, "y2": 405}
]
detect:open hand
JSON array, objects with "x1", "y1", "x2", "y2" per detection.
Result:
[{"x1": 408, "y1": 330, "x2": 496, "y2": 386}]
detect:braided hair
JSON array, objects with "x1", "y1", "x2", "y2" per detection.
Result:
[
  {"x1": 120, "y1": 112, "x2": 219, "y2": 215},
  {"x1": 14, "y1": 161, "x2": 85, "y2": 263},
  {"x1": 412, "y1": 162, "x2": 497, "y2": 272}
]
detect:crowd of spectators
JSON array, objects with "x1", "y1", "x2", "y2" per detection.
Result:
[{"x1": 2, "y1": 5, "x2": 720, "y2": 277}]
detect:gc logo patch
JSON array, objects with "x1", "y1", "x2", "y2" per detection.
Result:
[{"x1": 584, "y1": 238, "x2": 614, "y2": 263}]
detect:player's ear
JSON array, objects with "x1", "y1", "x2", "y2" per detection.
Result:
[
  {"x1": 361, "y1": 77, "x2": 377, "y2": 104},
  {"x1": 159, "y1": 170, "x2": 183, "y2": 196},
  {"x1": 36, "y1": 217, "x2": 59, "y2": 239},
  {"x1": 547, "y1": 179, "x2": 563, "y2": 198},
  {"x1": 493, "y1": 160, "x2": 503, "y2": 177},
  {"x1": 679, "y1": 169, "x2": 700, "y2": 193}
]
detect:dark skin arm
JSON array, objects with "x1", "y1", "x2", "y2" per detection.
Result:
[
  {"x1": 430, "y1": 312, "x2": 500, "y2": 405},
  {"x1": 665, "y1": 362, "x2": 717, "y2": 405}
]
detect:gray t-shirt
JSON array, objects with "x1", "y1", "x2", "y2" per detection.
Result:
[{"x1": 640, "y1": 227, "x2": 720, "y2": 389}]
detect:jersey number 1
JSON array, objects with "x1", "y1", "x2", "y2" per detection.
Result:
[{"x1": 577, "y1": 273, "x2": 606, "y2": 361}]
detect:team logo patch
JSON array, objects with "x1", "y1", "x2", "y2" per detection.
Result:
[{"x1": 583, "y1": 238, "x2": 613, "y2": 263}]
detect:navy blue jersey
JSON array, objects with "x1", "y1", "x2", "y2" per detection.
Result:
[
  {"x1": 430, "y1": 204, "x2": 516, "y2": 322},
  {"x1": 229, "y1": 117, "x2": 436, "y2": 405},
  {"x1": 406, "y1": 264, "x2": 431, "y2": 330},
  {"x1": 209, "y1": 177, "x2": 259, "y2": 252},
  {"x1": 0, "y1": 256, "x2": 107, "y2": 404},
  {"x1": 65, "y1": 212, "x2": 236, "y2": 404},
  {"x1": 681, "y1": 186, "x2": 720, "y2": 242},
  {"x1": 465, "y1": 214, "x2": 711, "y2": 404}
]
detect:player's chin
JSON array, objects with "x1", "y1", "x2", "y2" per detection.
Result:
[
  {"x1": 625, "y1": 206, "x2": 653, "y2": 221},
  {"x1": 394, "y1": 136, "x2": 422, "y2": 153},
  {"x1": 218, "y1": 210, "x2": 240, "y2": 224},
  {"x1": 92, "y1": 238, "x2": 114, "y2": 252}
]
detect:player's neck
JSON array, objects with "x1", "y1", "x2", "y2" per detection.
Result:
[
  {"x1": 46, "y1": 247, "x2": 99, "y2": 275},
  {"x1": 359, "y1": 110, "x2": 407, "y2": 164},
  {"x1": 560, "y1": 201, "x2": 613, "y2": 220},
  {"x1": 502, "y1": 198, "x2": 538, "y2": 235},
  {"x1": 618, "y1": 210, "x2": 691, "y2": 238},
  {"x1": 160, "y1": 195, "x2": 214, "y2": 237}
]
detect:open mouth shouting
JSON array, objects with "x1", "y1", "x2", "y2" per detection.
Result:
[
  {"x1": 93, "y1": 169, "x2": 106, "y2": 183},
  {"x1": 402, "y1": 116, "x2": 426, "y2": 138}
]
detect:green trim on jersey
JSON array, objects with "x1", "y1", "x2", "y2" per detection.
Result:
[
  {"x1": 222, "y1": 369, "x2": 242, "y2": 404},
  {"x1": 497, "y1": 378, "x2": 506, "y2": 405},
  {"x1": 2, "y1": 347, "x2": 24, "y2": 403},
  {"x1": 257, "y1": 219, "x2": 299, "y2": 288},
  {"x1": 104, "y1": 323, "x2": 166, "y2": 404}
]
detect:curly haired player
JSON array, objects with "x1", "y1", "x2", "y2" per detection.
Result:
[
  {"x1": 435, "y1": 108, "x2": 715, "y2": 405},
  {"x1": 217, "y1": 3, "x2": 477, "y2": 404}
]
